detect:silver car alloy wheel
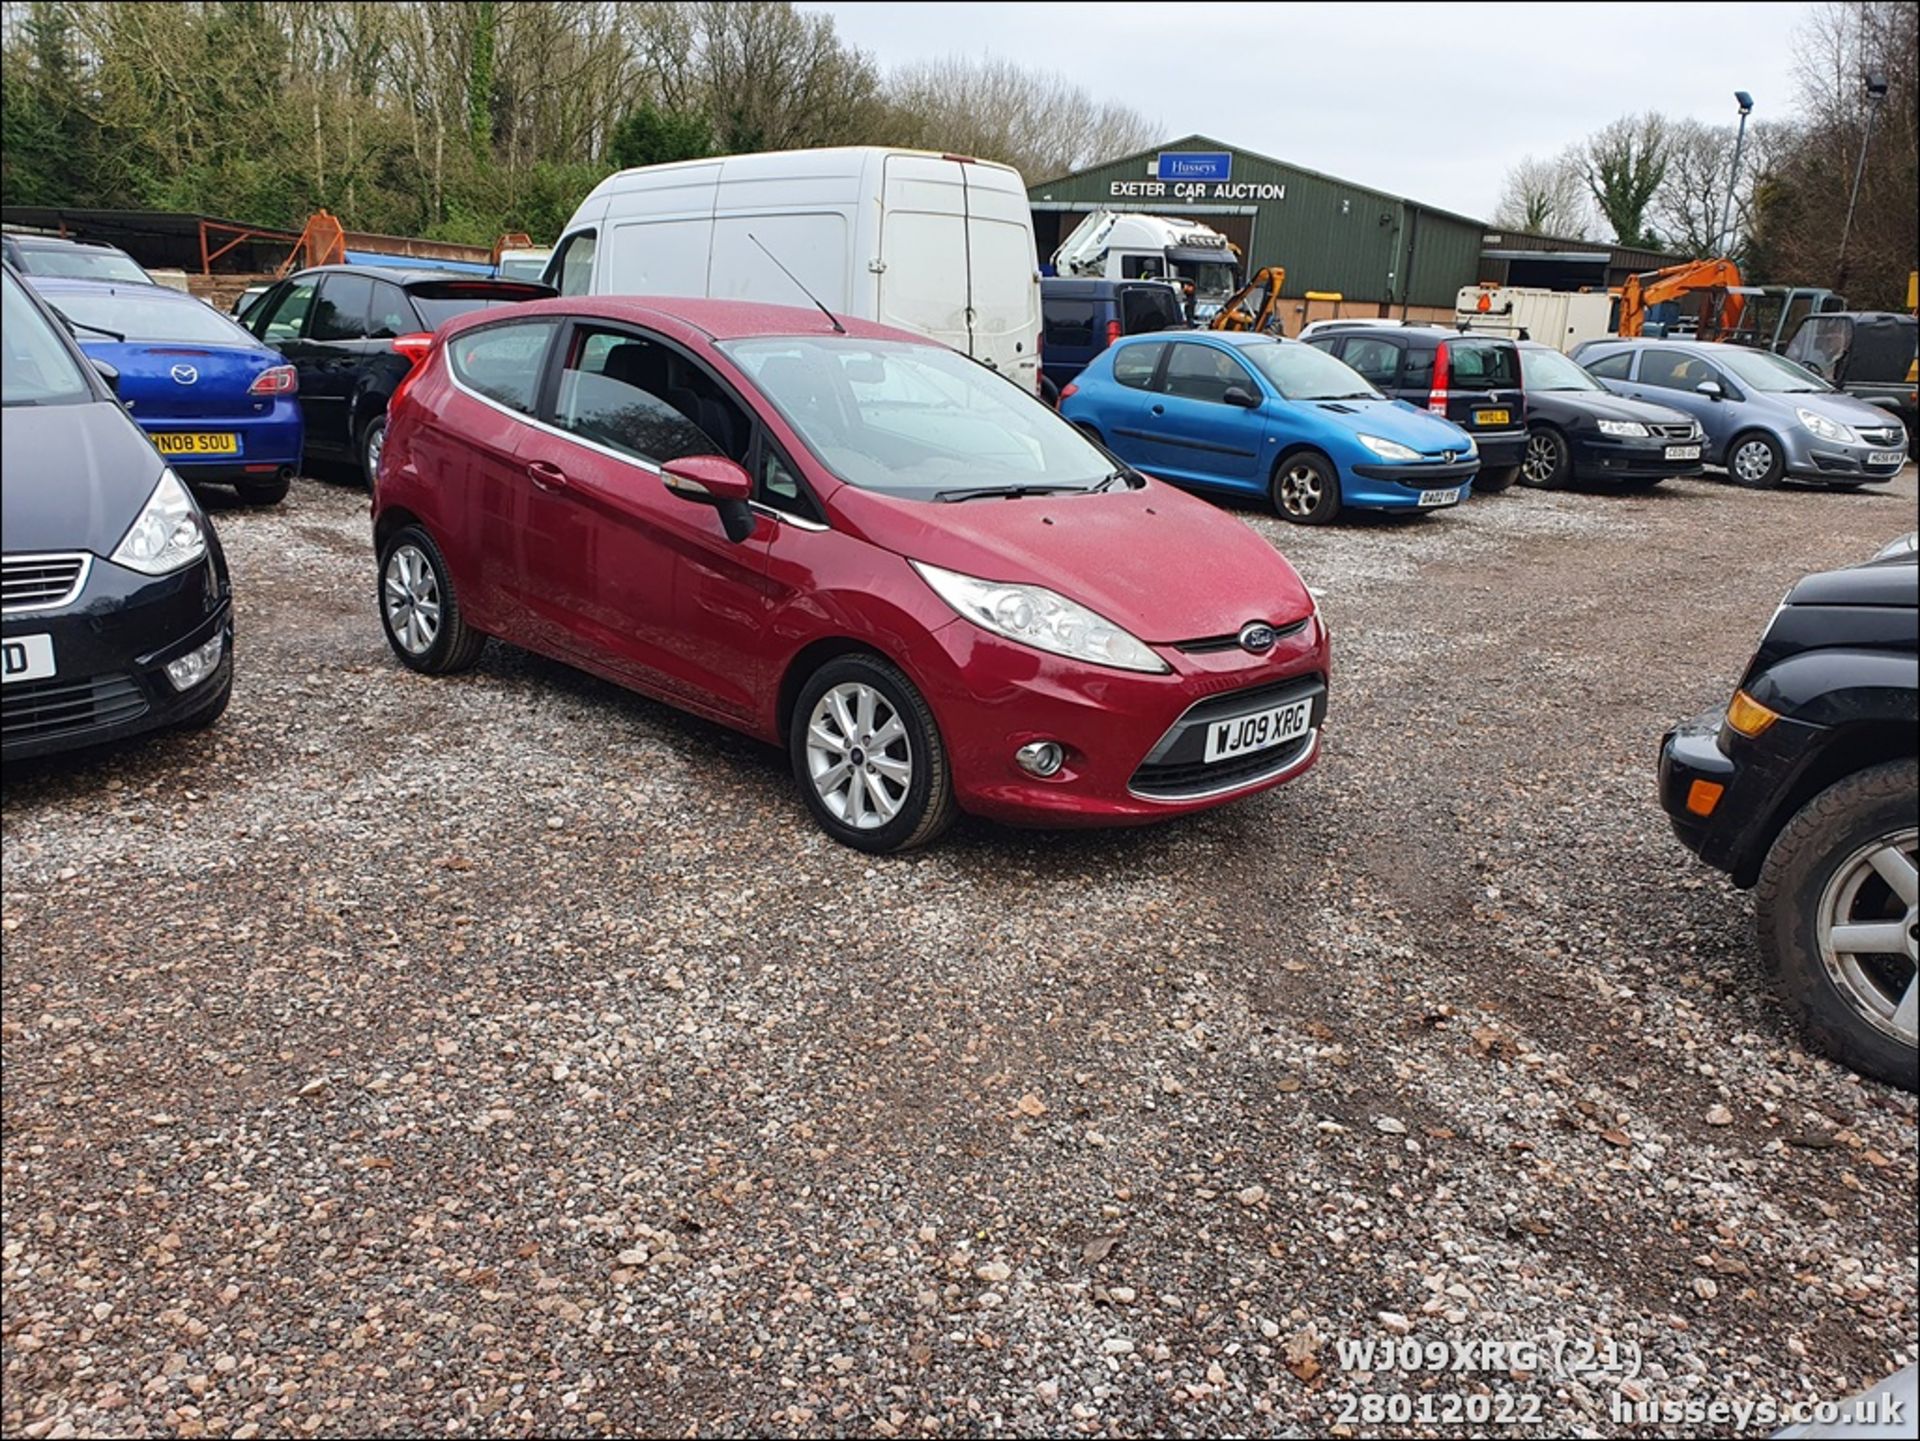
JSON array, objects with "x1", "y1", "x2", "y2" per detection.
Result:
[
  {"x1": 1732, "y1": 437, "x2": 1775, "y2": 483},
  {"x1": 1522, "y1": 432, "x2": 1559, "y2": 485},
  {"x1": 1277, "y1": 461, "x2": 1323, "y2": 517},
  {"x1": 805, "y1": 682, "x2": 911, "y2": 830},
  {"x1": 383, "y1": 543, "x2": 442, "y2": 655},
  {"x1": 1817, "y1": 827, "x2": 1919, "y2": 1047}
]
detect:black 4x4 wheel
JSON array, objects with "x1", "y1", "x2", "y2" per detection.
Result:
[{"x1": 1755, "y1": 760, "x2": 1919, "y2": 1091}]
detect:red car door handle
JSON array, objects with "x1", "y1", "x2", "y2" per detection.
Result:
[{"x1": 527, "y1": 460, "x2": 569, "y2": 492}]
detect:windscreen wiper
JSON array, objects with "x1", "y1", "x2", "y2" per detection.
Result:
[
  {"x1": 51, "y1": 308, "x2": 125, "y2": 342},
  {"x1": 934, "y1": 484, "x2": 1081, "y2": 502},
  {"x1": 1091, "y1": 469, "x2": 1135, "y2": 492}
]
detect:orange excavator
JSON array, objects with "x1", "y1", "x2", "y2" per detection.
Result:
[
  {"x1": 1616, "y1": 258, "x2": 1746, "y2": 340},
  {"x1": 1210, "y1": 266, "x2": 1288, "y2": 335}
]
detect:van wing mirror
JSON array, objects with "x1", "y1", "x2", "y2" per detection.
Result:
[{"x1": 661, "y1": 455, "x2": 757, "y2": 542}]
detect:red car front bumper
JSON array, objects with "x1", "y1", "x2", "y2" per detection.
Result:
[{"x1": 902, "y1": 613, "x2": 1330, "y2": 825}]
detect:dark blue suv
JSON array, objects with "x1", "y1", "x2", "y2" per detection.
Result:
[{"x1": 1041, "y1": 278, "x2": 1185, "y2": 392}]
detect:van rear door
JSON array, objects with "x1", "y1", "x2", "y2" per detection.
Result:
[{"x1": 878, "y1": 155, "x2": 1041, "y2": 391}]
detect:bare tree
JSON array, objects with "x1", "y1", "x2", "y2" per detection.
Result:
[
  {"x1": 884, "y1": 55, "x2": 1158, "y2": 182},
  {"x1": 1489, "y1": 149, "x2": 1589, "y2": 237},
  {"x1": 1582, "y1": 113, "x2": 1669, "y2": 247}
]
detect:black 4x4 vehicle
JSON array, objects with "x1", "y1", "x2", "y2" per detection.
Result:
[
  {"x1": 1660, "y1": 533, "x2": 1918, "y2": 1089},
  {"x1": 1301, "y1": 325, "x2": 1527, "y2": 491}
]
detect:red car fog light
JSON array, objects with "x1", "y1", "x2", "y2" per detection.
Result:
[{"x1": 1015, "y1": 741, "x2": 1065, "y2": 777}]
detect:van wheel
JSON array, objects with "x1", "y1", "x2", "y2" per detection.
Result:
[
  {"x1": 1519, "y1": 429, "x2": 1570, "y2": 489},
  {"x1": 1754, "y1": 761, "x2": 1919, "y2": 1091},
  {"x1": 790, "y1": 654, "x2": 955, "y2": 854},
  {"x1": 1272, "y1": 452, "x2": 1342, "y2": 524},
  {"x1": 1727, "y1": 431, "x2": 1784, "y2": 488},
  {"x1": 378, "y1": 525, "x2": 486, "y2": 675}
]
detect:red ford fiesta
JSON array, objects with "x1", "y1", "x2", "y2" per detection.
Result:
[{"x1": 372, "y1": 297, "x2": 1329, "y2": 851}]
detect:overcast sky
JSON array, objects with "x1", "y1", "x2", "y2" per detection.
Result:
[{"x1": 809, "y1": 1, "x2": 1815, "y2": 219}]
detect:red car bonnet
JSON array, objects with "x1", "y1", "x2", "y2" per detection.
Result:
[{"x1": 828, "y1": 480, "x2": 1314, "y2": 645}]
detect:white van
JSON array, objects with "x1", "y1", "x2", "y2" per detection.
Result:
[{"x1": 545, "y1": 147, "x2": 1043, "y2": 393}]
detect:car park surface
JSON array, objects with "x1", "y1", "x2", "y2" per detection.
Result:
[
  {"x1": 1515, "y1": 341, "x2": 1704, "y2": 490},
  {"x1": 1573, "y1": 338, "x2": 1909, "y2": 488},
  {"x1": 5, "y1": 458, "x2": 1915, "y2": 1436},
  {"x1": 1061, "y1": 331, "x2": 1478, "y2": 523}
]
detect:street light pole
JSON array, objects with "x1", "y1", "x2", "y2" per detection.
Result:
[
  {"x1": 1717, "y1": 91, "x2": 1753, "y2": 256},
  {"x1": 1835, "y1": 71, "x2": 1888, "y2": 292}
]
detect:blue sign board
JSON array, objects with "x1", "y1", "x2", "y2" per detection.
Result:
[{"x1": 1157, "y1": 152, "x2": 1232, "y2": 182}]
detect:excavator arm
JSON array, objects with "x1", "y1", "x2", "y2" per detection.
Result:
[
  {"x1": 1210, "y1": 266, "x2": 1288, "y2": 334},
  {"x1": 1617, "y1": 259, "x2": 1747, "y2": 339}
]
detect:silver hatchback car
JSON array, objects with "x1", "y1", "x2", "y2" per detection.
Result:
[{"x1": 1571, "y1": 338, "x2": 1909, "y2": 488}]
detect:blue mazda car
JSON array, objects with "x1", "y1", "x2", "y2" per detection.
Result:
[
  {"x1": 1061, "y1": 331, "x2": 1480, "y2": 524},
  {"x1": 25, "y1": 278, "x2": 302, "y2": 505}
]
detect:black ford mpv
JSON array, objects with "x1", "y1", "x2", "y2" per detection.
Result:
[{"x1": 2, "y1": 264, "x2": 233, "y2": 761}]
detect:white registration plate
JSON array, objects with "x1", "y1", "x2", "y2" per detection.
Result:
[
  {"x1": 2, "y1": 633, "x2": 56, "y2": 684},
  {"x1": 1664, "y1": 444, "x2": 1702, "y2": 461},
  {"x1": 1204, "y1": 696, "x2": 1313, "y2": 764},
  {"x1": 1418, "y1": 487, "x2": 1460, "y2": 508},
  {"x1": 1868, "y1": 449, "x2": 1906, "y2": 466}
]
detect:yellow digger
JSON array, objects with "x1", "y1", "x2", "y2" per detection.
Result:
[{"x1": 1210, "y1": 266, "x2": 1287, "y2": 335}]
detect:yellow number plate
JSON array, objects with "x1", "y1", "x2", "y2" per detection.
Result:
[
  {"x1": 154, "y1": 432, "x2": 239, "y2": 456},
  {"x1": 1474, "y1": 409, "x2": 1510, "y2": 426}
]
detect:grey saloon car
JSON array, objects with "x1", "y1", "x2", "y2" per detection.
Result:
[{"x1": 1570, "y1": 338, "x2": 1909, "y2": 488}]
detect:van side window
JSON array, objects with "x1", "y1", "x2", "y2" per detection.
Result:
[
  {"x1": 555, "y1": 327, "x2": 750, "y2": 466},
  {"x1": 552, "y1": 231, "x2": 596, "y2": 297},
  {"x1": 1044, "y1": 300, "x2": 1097, "y2": 349},
  {"x1": 1112, "y1": 341, "x2": 1165, "y2": 390},
  {"x1": 1121, "y1": 286, "x2": 1181, "y2": 334}
]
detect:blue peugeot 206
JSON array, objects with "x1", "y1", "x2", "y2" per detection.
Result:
[
  {"x1": 1061, "y1": 330, "x2": 1480, "y2": 524},
  {"x1": 25, "y1": 277, "x2": 302, "y2": 506}
]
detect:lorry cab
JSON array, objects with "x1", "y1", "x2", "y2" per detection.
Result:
[
  {"x1": 1051, "y1": 210, "x2": 1242, "y2": 320},
  {"x1": 544, "y1": 146, "x2": 1043, "y2": 394}
]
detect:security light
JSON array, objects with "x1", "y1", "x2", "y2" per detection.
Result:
[
  {"x1": 1863, "y1": 72, "x2": 1888, "y2": 98},
  {"x1": 1733, "y1": 91, "x2": 1753, "y2": 112}
]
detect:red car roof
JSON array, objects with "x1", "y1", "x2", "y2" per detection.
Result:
[{"x1": 462, "y1": 293, "x2": 936, "y2": 347}]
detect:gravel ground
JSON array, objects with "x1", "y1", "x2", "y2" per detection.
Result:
[{"x1": 4, "y1": 465, "x2": 1917, "y2": 1439}]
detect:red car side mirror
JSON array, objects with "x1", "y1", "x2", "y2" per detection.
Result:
[{"x1": 661, "y1": 455, "x2": 756, "y2": 542}]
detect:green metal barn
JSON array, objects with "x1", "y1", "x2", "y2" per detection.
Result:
[{"x1": 1029, "y1": 134, "x2": 1491, "y2": 327}]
